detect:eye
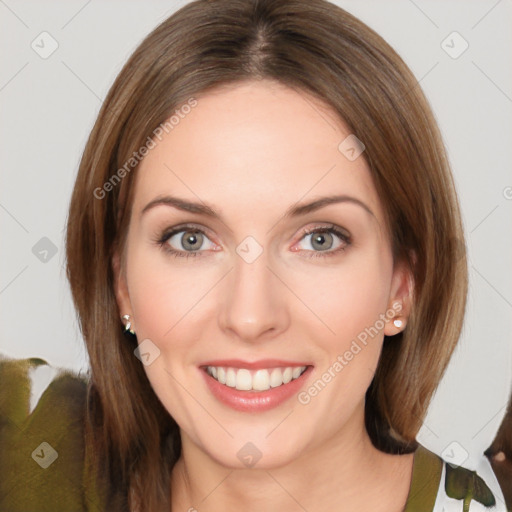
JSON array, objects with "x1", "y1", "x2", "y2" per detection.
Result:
[
  {"x1": 157, "y1": 225, "x2": 217, "y2": 258},
  {"x1": 155, "y1": 223, "x2": 351, "y2": 260},
  {"x1": 294, "y1": 224, "x2": 351, "y2": 258}
]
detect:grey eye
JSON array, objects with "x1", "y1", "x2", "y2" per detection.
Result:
[
  {"x1": 298, "y1": 230, "x2": 345, "y2": 252},
  {"x1": 166, "y1": 230, "x2": 214, "y2": 252},
  {"x1": 309, "y1": 231, "x2": 334, "y2": 251}
]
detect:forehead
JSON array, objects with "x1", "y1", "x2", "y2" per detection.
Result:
[{"x1": 133, "y1": 80, "x2": 386, "y2": 230}]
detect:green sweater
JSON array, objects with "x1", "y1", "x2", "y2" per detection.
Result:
[{"x1": 0, "y1": 356, "x2": 509, "y2": 511}]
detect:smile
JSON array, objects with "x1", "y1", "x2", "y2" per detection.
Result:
[
  {"x1": 205, "y1": 365, "x2": 308, "y2": 391},
  {"x1": 199, "y1": 362, "x2": 314, "y2": 412}
]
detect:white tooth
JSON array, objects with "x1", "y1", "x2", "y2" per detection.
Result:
[
  {"x1": 236, "y1": 369, "x2": 252, "y2": 391},
  {"x1": 210, "y1": 365, "x2": 307, "y2": 390},
  {"x1": 252, "y1": 369, "x2": 270, "y2": 391},
  {"x1": 225, "y1": 368, "x2": 236, "y2": 387},
  {"x1": 269, "y1": 368, "x2": 283, "y2": 388},
  {"x1": 217, "y1": 367, "x2": 226, "y2": 384},
  {"x1": 292, "y1": 367, "x2": 302, "y2": 379},
  {"x1": 282, "y1": 367, "x2": 293, "y2": 384}
]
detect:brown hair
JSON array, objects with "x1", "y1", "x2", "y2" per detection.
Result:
[{"x1": 65, "y1": 0, "x2": 468, "y2": 509}]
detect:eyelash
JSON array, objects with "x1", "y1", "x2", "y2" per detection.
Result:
[{"x1": 155, "y1": 223, "x2": 351, "y2": 259}]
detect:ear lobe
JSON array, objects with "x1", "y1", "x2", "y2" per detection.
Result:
[{"x1": 384, "y1": 256, "x2": 415, "y2": 336}]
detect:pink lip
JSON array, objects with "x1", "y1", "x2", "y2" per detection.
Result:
[
  {"x1": 199, "y1": 359, "x2": 311, "y2": 370},
  {"x1": 199, "y1": 365, "x2": 314, "y2": 412}
]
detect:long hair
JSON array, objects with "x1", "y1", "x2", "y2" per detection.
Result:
[{"x1": 65, "y1": 0, "x2": 468, "y2": 509}]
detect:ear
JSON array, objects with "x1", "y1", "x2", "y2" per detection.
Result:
[
  {"x1": 112, "y1": 248, "x2": 135, "y2": 331},
  {"x1": 383, "y1": 254, "x2": 415, "y2": 337}
]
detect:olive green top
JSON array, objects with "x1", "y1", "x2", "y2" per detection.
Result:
[{"x1": 0, "y1": 356, "x2": 508, "y2": 511}]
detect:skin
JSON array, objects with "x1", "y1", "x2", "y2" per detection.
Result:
[{"x1": 113, "y1": 79, "x2": 416, "y2": 511}]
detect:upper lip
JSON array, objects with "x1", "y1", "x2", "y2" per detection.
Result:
[{"x1": 200, "y1": 359, "x2": 313, "y2": 370}]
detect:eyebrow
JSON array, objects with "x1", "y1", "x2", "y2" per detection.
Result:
[{"x1": 141, "y1": 194, "x2": 375, "y2": 221}]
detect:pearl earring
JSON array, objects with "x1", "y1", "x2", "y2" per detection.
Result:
[{"x1": 393, "y1": 319, "x2": 403, "y2": 328}]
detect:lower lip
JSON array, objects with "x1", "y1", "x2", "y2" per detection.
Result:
[{"x1": 200, "y1": 366, "x2": 313, "y2": 412}]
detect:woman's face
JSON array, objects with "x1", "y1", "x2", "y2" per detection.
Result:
[{"x1": 114, "y1": 79, "x2": 412, "y2": 468}]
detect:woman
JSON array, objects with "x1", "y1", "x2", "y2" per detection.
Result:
[{"x1": 0, "y1": 0, "x2": 508, "y2": 510}]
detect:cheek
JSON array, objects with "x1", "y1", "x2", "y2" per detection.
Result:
[
  {"x1": 289, "y1": 250, "x2": 393, "y2": 348},
  {"x1": 124, "y1": 246, "x2": 212, "y2": 414},
  {"x1": 293, "y1": 256, "x2": 393, "y2": 413},
  {"x1": 126, "y1": 242, "x2": 218, "y2": 341}
]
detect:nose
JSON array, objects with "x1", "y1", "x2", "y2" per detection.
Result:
[{"x1": 217, "y1": 249, "x2": 290, "y2": 343}]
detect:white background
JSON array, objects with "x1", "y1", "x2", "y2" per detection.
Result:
[{"x1": 1, "y1": 0, "x2": 511, "y2": 468}]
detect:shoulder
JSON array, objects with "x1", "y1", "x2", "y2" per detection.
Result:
[
  {"x1": 0, "y1": 355, "x2": 90, "y2": 511},
  {"x1": 406, "y1": 443, "x2": 509, "y2": 511}
]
